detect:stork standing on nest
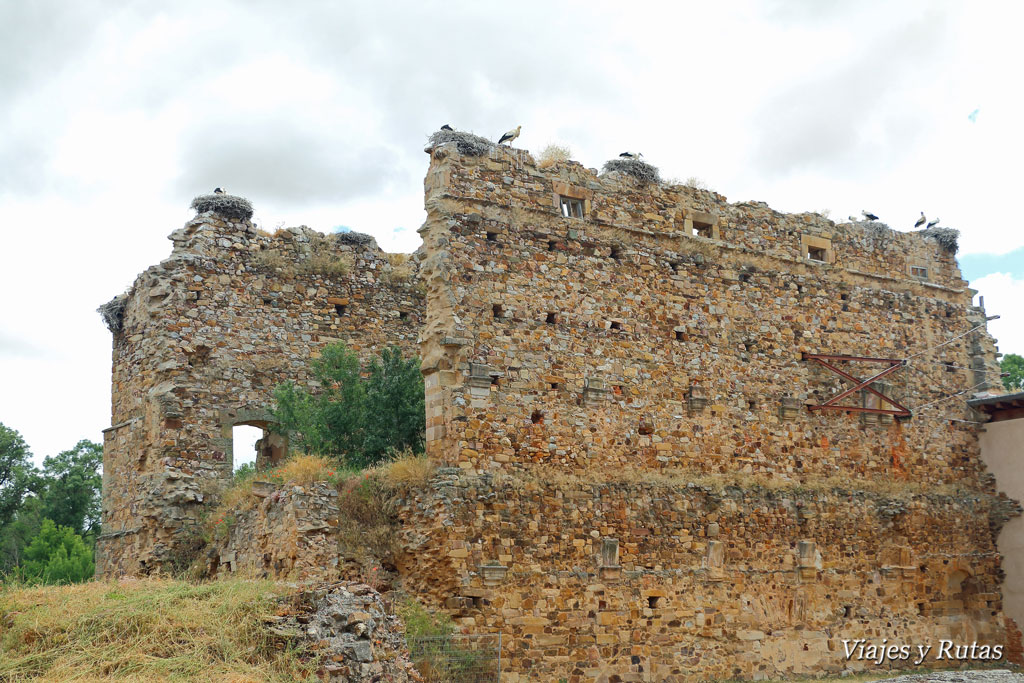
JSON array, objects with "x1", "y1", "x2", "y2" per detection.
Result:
[
  {"x1": 619, "y1": 151, "x2": 643, "y2": 159},
  {"x1": 440, "y1": 124, "x2": 453, "y2": 131},
  {"x1": 214, "y1": 187, "x2": 226, "y2": 194},
  {"x1": 914, "y1": 212, "x2": 927, "y2": 228},
  {"x1": 498, "y1": 125, "x2": 521, "y2": 145},
  {"x1": 926, "y1": 217, "x2": 940, "y2": 228},
  {"x1": 862, "y1": 210, "x2": 878, "y2": 221}
]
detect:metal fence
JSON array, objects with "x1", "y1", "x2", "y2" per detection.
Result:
[{"x1": 405, "y1": 633, "x2": 501, "y2": 682}]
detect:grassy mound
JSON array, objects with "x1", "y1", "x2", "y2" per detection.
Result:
[{"x1": 0, "y1": 578, "x2": 319, "y2": 681}]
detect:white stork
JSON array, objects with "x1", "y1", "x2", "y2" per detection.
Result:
[
  {"x1": 619, "y1": 152, "x2": 643, "y2": 159},
  {"x1": 861, "y1": 210, "x2": 878, "y2": 221},
  {"x1": 214, "y1": 187, "x2": 226, "y2": 194},
  {"x1": 914, "y1": 212, "x2": 927, "y2": 228},
  {"x1": 926, "y1": 217, "x2": 940, "y2": 229},
  {"x1": 498, "y1": 125, "x2": 521, "y2": 145}
]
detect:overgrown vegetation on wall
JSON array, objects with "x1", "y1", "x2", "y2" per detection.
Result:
[{"x1": 273, "y1": 342, "x2": 425, "y2": 468}]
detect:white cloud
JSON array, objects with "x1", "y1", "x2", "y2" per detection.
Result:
[
  {"x1": 1, "y1": 0, "x2": 1022, "y2": 460},
  {"x1": 972, "y1": 273, "x2": 1024, "y2": 357}
]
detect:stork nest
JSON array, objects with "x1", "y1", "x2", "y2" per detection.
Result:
[
  {"x1": 427, "y1": 129, "x2": 493, "y2": 156},
  {"x1": 98, "y1": 294, "x2": 128, "y2": 334},
  {"x1": 334, "y1": 231, "x2": 378, "y2": 249},
  {"x1": 861, "y1": 221, "x2": 894, "y2": 243},
  {"x1": 601, "y1": 158, "x2": 661, "y2": 184},
  {"x1": 920, "y1": 226, "x2": 960, "y2": 254},
  {"x1": 190, "y1": 193, "x2": 254, "y2": 221}
]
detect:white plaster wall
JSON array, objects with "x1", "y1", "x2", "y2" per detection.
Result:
[{"x1": 981, "y1": 418, "x2": 1024, "y2": 629}]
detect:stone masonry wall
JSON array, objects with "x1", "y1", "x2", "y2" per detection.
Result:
[
  {"x1": 98, "y1": 212, "x2": 422, "y2": 577},
  {"x1": 210, "y1": 481, "x2": 340, "y2": 581},
  {"x1": 408, "y1": 142, "x2": 1014, "y2": 680}
]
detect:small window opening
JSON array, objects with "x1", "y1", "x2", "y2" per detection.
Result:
[
  {"x1": 840, "y1": 293, "x2": 849, "y2": 301},
  {"x1": 609, "y1": 246, "x2": 621, "y2": 260},
  {"x1": 674, "y1": 330, "x2": 684, "y2": 341},
  {"x1": 647, "y1": 596, "x2": 660, "y2": 609},
  {"x1": 531, "y1": 410, "x2": 543, "y2": 424},
  {"x1": 748, "y1": 399, "x2": 758, "y2": 411},
  {"x1": 945, "y1": 309, "x2": 953, "y2": 318},
  {"x1": 545, "y1": 312, "x2": 558, "y2": 324},
  {"x1": 490, "y1": 375, "x2": 500, "y2": 387},
  {"x1": 693, "y1": 221, "x2": 713, "y2": 238},
  {"x1": 486, "y1": 231, "x2": 497, "y2": 242},
  {"x1": 945, "y1": 362, "x2": 956, "y2": 372},
  {"x1": 559, "y1": 196, "x2": 585, "y2": 218},
  {"x1": 910, "y1": 265, "x2": 929, "y2": 279},
  {"x1": 399, "y1": 311, "x2": 409, "y2": 320},
  {"x1": 335, "y1": 304, "x2": 347, "y2": 316},
  {"x1": 807, "y1": 246, "x2": 827, "y2": 262},
  {"x1": 609, "y1": 321, "x2": 622, "y2": 331},
  {"x1": 547, "y1": 240, "x2": 557, "y2": 251},
  {"x1": 550, "y1": 382, "x2": 559, "y2": 390},
  {"x1": 739, "y1": 273, "x2": 751, "y2": 283},
  {"x1": 492, "y1": 303, "x2": 504, "y2": 319},
  {"x1": 670, "y1": 261, "x2": 682, "y2": 273}
]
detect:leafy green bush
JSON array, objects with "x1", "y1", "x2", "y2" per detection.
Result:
[
  {"x1": 273, "y1": 343, "x2": 424, "y2": 468},
  {"x1": 18, "y1": 519, "x2": 94, "y2": 585}
]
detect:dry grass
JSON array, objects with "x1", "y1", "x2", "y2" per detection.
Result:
[
  {"x1": 209, "y1": 455, "x2": 339, "y2": 523},
  {"x1": 381, "y1": 253, "x2": 415, "y2": 285},
  {"x1": 336, "y1": 453, "x2": 435, "y2": 570},
  {"x1": 0, "y1": 578, "x2": 318, "y2": 682},
  {"x1": 298, "y1": 252, "x2": 352, "y2": 278},
  {"x1": 537, "y1": 144, "x2": 572, "y2": 168},
  {"x1": 496, "y1": 465, "x2": 960, "y2": 500},
  {"x1": 252, "y1": 250, "x2": 286, "y2": 271}
]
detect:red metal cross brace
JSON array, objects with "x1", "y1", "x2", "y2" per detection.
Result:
[{"x1": 802, "y1": 353, "x2": 912, "y2": 418}]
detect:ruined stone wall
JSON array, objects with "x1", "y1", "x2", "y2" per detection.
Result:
[
  {"x1": 210, "y1": 481, "x2": 340, "y2": 581},
  {"x1": 409, "y1": 142, "x2": 1014, "y2": 680},
  {"x1": 98, "y1": 212, "x2": 422, "y2": 577}
]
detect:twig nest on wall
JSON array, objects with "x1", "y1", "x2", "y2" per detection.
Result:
[
  {"x1": 190, "y1": 193, "x2": 254, "y2": 221},
  {"x1": 97, "y1": 294, "x2": 128, "y2": 333},
  {"x1": 425, "y1": 129, "x2": 494, "y2": 156},
  {"x1": 920, "y1": 226, "x2": 960, "y2": 254},
  {"x1": 601, "y1": 158, "x2": 661, "y2": 184}
]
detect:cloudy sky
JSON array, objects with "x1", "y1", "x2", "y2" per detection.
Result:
[{"x1": 1, "y1": 0, "x2": 1021, "y2": 464}]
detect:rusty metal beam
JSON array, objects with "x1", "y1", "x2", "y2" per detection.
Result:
[
  {"x1": 804, "y1": 354, "x2": 912, "y2": 418},
  {"x1": 803, "y1": 353, "x2": 904, "y2": 364}
]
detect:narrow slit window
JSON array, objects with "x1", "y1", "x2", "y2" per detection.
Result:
[
  {"x1": 807, "y1": 246, "x2": 827, "y2": 262},
  {"x1": 559, "y1": 196, "x2": 585, "y2": 218}
]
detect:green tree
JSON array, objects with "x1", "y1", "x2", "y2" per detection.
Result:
[
  {"x1": 274, "y1": 343, "x2": 424, "y2": 468},
  {"x1": 0, "y1": 423, "x2": 34, "y2": 533},
  {"x1": 36, "y1": 439, "x2": 102, "y2": 541},
  {"x1": 18, "y1": 519, "x2": 94, "y2": 584},
  {"x1": 0, "y1": 496, "x2": 43, "y2": 574},
  {"x1": 1002, "y1": 353, "x2": 1024, "y2": 391},
  {"x1": 362, "y1": 346, "x2": 426, "y2": 461}
]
